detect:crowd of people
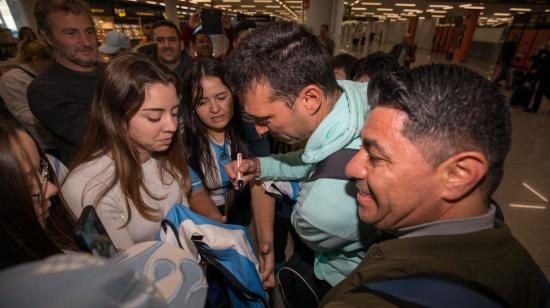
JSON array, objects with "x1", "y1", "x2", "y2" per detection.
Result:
[{"x1": 0, "y1": 0, "x2": 548, "y2": 307}]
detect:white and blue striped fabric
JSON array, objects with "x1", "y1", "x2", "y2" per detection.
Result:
[{"x1": 157, "y1": 204, "x2": 268, "y2": 308}]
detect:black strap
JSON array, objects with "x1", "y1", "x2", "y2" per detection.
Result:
[
  {"x1": 307, "y1": 148, "x2": 358, "y2": 182},
  {"x1": 160, "y1": 219, "x2": 184, "y2": 249},
  {"x1": 352, "y1": 276, "x2": 505, "y2": 308},
  {"x1": 15, "y1": 65, "x2": 37, "y2": 79}
]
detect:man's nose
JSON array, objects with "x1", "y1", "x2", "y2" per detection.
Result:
[
  {"x1": 345, "y1": 149, "x2": 368, "y2": 179},
  {"x1": 255, "y1": 124, "x2": 269, "y2": 136}
]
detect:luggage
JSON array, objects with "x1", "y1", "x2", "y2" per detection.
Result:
[{"x1": 510, "y1": 84, "x2": 534, "y2": 107}]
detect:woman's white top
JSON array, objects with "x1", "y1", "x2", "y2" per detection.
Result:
[{"x1": 62, "y1": 155, "x2": 188, "y2": 249}]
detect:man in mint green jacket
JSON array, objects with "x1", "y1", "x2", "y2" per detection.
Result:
[{"x1": 225, "y1": 22, "x2": 377, "y2": 289}]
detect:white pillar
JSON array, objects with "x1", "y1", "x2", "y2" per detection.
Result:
[
  {"x1": 306, "y1": 0, "x2": 344, "y2": 52},
  {"x1": 164, "y1": 0, "x2": 179, "y2": 29},
  {"x1": 330, "y1": 0, "x2": 344, "y2": 51}
]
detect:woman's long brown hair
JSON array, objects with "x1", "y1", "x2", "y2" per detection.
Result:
[
  {"x1": 70, "y1": 54, "x2": 189, "y2": 226},
  {"x1": 0, "y1": 119, "x2": 77, "y2": 269}
]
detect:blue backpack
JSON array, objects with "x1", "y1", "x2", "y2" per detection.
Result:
[{"x1": 157, "y1": 204, "x2": 269, "y2": 308}]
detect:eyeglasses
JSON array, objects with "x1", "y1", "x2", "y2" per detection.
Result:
[{"x1": 31, "y1": 159, "x2": 49, "y2": 205}]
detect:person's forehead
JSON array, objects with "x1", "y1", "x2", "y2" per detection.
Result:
[
  {"x1": 153, "y1": 26, "x2": 177, "y2": 37},
  {"x1": 48, "y1": 11, "x2": 93, "y2": 29},
  {"x1": 142, "y1": 83, "x2": 178, "y2": 107},
  {"x1": 197, "y1": 34, "x2": 211, "y2": 42},
  {"x1": 362, "y1": 107, "x2": 404, "y2": 140}
]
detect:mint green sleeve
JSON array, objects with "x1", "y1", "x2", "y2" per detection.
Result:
[{"x1": 258, "y1": 149, "x2": 314, "y2": 181}]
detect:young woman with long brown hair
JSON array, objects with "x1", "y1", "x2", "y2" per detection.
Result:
[{"x1": 62, "y1": 54, "x2": 200, "y2": 250}]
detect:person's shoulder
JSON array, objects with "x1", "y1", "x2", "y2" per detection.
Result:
[
  {"x1": 65, "y1": 155, "x2": 114, "y2": 184},
  {"x1": 28, "y1": 63, "x2": 65, "y2": 91}
]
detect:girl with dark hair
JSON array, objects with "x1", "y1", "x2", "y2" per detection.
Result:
[
  {"x1": 182, "y1": 59, "x2": 274, "y2": 224},
  {"x1": 62, "y1": 54, "x2": 199, "y2": 250},
  {"x1": 0, "y1": 119, "x2": 77, "y2": 269}
]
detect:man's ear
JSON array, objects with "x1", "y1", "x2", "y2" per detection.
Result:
[
  {"x1": 297, "y1": 85, "x2": 323, "y2": 116},
  {"x1": 438, "y1": 152, "x2": 489, "y2": 202}
]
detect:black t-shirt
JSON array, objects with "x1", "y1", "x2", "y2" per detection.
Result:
[{"x1": 27, "y1": 61, "x2": 102, "y2": 164}]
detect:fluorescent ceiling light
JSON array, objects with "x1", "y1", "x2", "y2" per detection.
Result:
[
  {"x1": 404, "y1": 9, "x2": 422, "y2": 13},
  {"x1": 494, "y1": 13, "x2": 511, "y2": 16},
  {"x1": 222, "y1": 0, "x2": 239, "y2": 2},
  {"x1": 429, "y1": 5, "x2": 453, "y2": 9},
  {"x1": 427, "y1": 9, "x2": 446, "y2": 13},
  {"x1": 377, "y1": 8, "x2": 393, "y2": 11},
  {"x1": 432, "y1": 15, "x2": 445, "y2": 18},
  {"x1": 419, "y1": 16, "x2": 425, "y2": 19},
  {"x1": 352, "y1": 7, "x2": 367, "y2": 10},
  {"x1": 363, "y1": 2, "x2": 382, "y2": 5},
  {"x1": 395, "y1": 3, "x2": 415, "y2": 7},
  {"x1": 145, "y1": 1, "x2": 157, "y2": 4},
  {"x1": 460, "y1": 4, "x2": 484, "y2": 9},
  {"x1": 510, "y1": 8, "x2": 531, "y2": 12},
  {"x1": 266, "y1": 5, "x2": 280, "y2": 8},
  {"x1": 254, "y1": 0, "x2": 272, "y2": 2},
  {"x1": 216, "y1": 4, "x2": 232, "y2": 7}
]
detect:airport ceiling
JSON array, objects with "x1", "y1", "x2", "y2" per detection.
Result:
[{"x1": 126, "y1": 0, "x2": 550, "y2": 23}]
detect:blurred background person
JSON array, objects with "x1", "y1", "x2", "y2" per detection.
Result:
[
  {"x1": 152, "y1": 20, "x2": 191, "y2": 79},
  {"x1": 351, "y1": 52, "x2": 399, "y2": 82},
  {"x1": 17, "y1": 26, "x2": 37, "y2": 41},
  {"x1": 0, "y1": 39, "x2": 56, "y2": 153},
  {"x1": 318, "y1": 24, "x2": 335, "y2": 56},
  {"x1": 391, "y1": 33, "x2": 416, "y2": 68},
  {"x1": 98, "y1": 30, "x2": 131, "y2": 62},
  {"x1": 333, "y1": 53, "x2": 357, "y2": 80}
]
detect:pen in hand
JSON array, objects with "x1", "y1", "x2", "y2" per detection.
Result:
[{"x1": 237, "y1": 153, "x2": 243, "y2": 190}]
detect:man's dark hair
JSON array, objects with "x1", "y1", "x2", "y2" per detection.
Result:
[
  {"x1": 368, "y1": 64, "x2": 511, "y2": 195},
  {"x1": 225, "y1": 21, "x2": 338, "y2": 106},
  {"x1": 190, "y1": 28, "x2": 209, "y2": 44},
  {"x1": 234, "y1": 19, "x2": 257, "y2": 37},
  {"x1": 34, "y1": 0, "x2": 93, "y2": 36},
  {"x1": 333, "y1": 53, "x2": 357, "y2": 79},
  {"x1": 152, "y1": 20, "x2": 180, "y2": 39},
  {"x1": 351, "y1": 52, "x2": 399, "y2": 81}
]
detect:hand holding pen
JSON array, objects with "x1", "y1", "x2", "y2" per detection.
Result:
[{"x1": 224, "y1": 153, "x2": 261, "y2": 191}]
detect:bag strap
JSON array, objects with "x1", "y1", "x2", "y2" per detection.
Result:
[
  {"x1": 191, "y1": 235, "x2": 269, "y2": 307},
  {"x1": 15, "y1": 65, "x2": 37, "y2": 78},
  {"x1": 160, "y1": 219, "x2": 184, "y2": 249},
  {"x1": 307, "y1": 148, "x2": 358, "y2": 182},
  {"x1": 352, "y1": 276, "x2": 504, "y2": 308}
]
